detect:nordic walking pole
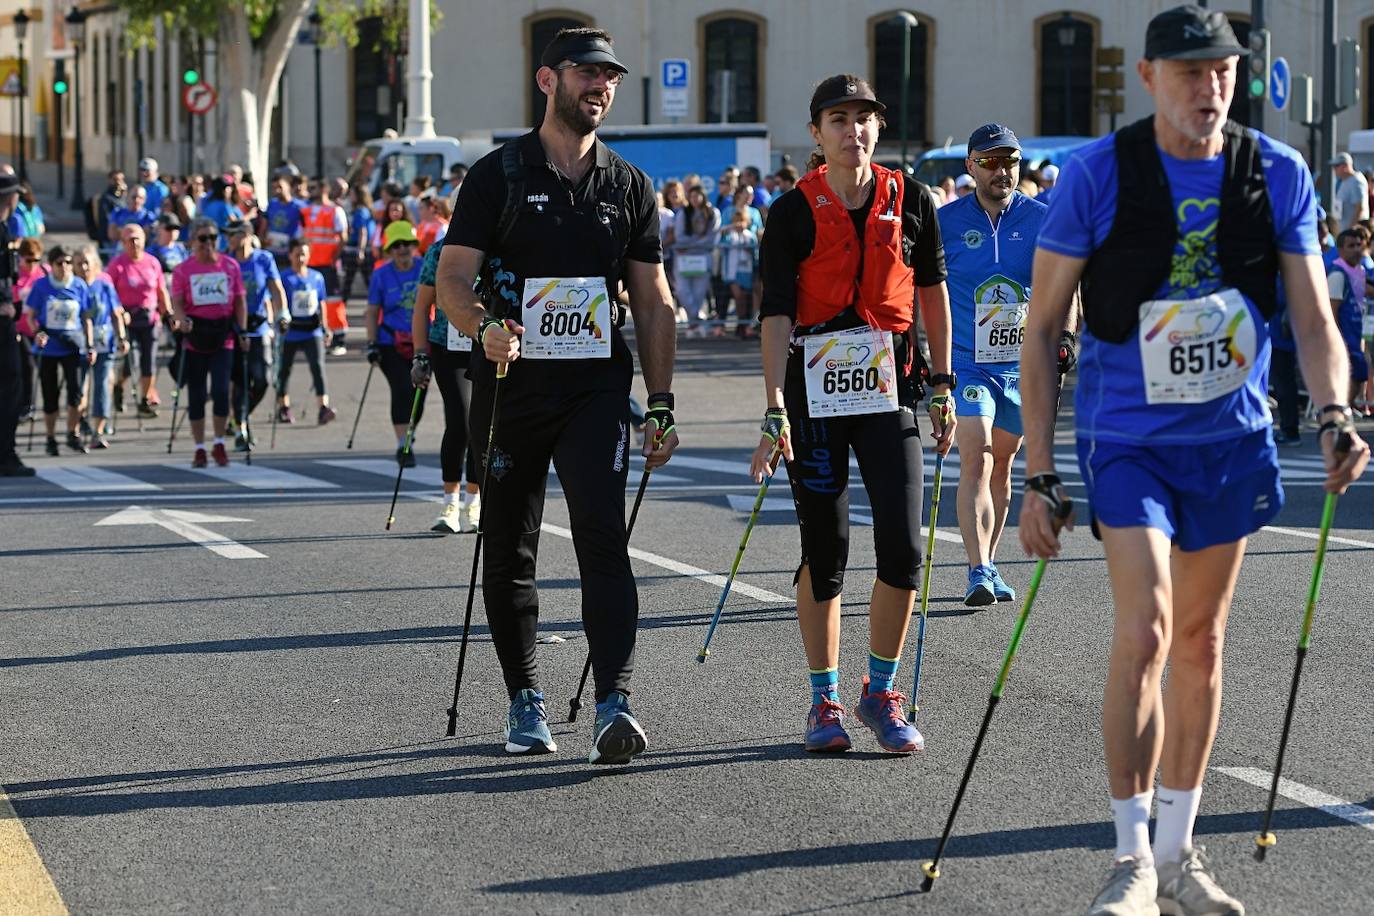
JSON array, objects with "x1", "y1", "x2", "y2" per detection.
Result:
[
  {"x1": 921, "y1": 498, "x2": 1071, "y2": 894},
  {"x1": 270, "y1": 331, "x2": 282, "y2": 449},
  {"x1": 240, "y1": 340, "x2": 253, "y2": 466},
  {"x1": 1255, "y1": 488, "x2": 1342, "y2": 862},
  {"x1": 698, "y1": 446, "x2": 783, "y2": 663},
  {"x1": 568, "y1": 431, "x2": 663, "y2": 722},
  {"x1": 908, "y1": 451, "x2": 946, "y2": 720},
  {"x1": 445, "y1": 357, "x2": 509, "y2": 737},
  {"x1": 385, "y1": 386, "x2": 424, "y2": 530},
  {"x1": 166, "y1": 336, "x2": 188, "y2": 454},
  {"x1": 346, "y1": 362, "x2": 375, "y2": 449},
  {"x1": 27, "y1": 353, "x2": 39, "y2": 452}
]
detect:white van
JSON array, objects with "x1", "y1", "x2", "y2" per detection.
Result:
[
  {"x1": 1348, "y1": 130, "x2": 1374, "y2": 172},
  {"x1": 344, "y1": 135, "x2": 465, "y2": 198}
]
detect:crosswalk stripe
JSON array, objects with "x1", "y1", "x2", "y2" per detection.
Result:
[
  {"x1": 34, "y1": 465, "x2": 161, "y2": 492},
  {"x1": 317, "y1": 459, "x2": 446, "y2": 489},
  {"x1": 0, "y1": 784, "x2": 67, "y2": 914},
  {"x1": 169, "y1": 463, "x2": 340, "y2": 490}
]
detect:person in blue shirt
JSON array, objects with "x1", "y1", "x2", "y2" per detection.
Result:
[
  {"x1": 23, "y1": 246, "x2": 94, "y2": 455},
  {"x1": 342, "y1": 184, "x2": 376, "y2": 300},
  {"x1": 139, "y1": 158, "x2": 171, "y2": 214},
  {"x1": 148, "y1": 217, "x2": 189, "y2": 273},
  {"x1": 366, "y1": 220, "x2": 425, "y2": 465},
  {"x1": 226, "y1": 220, "x2": 285, "y2": 449},
  {"x1": 18, "y1": 183, "x2": 44, "y2": 237},
  {"x1": 277, "y1": 239, "x2": 337, "y2": 426},
  {"x1": 262, "y1": 175, "x2": 304, "y2": 264},
  {"x1": 200, "y1": 176, "x2": 245, "y2": 251},
  {"x1": 938, "y1": 123, "x2": 1069, "y2": 608},
  {"x1": 106, "y1": 185, "x2": 159, "y2": 243},
  {"x1": 1016, "y1": 9, "x2": 1370, "y2": 915},
  {"x1": 73, "y1": 245, "x2": 128, "y2": 449},
  {"x1": 1325, "y1": 229, "x2": 1372, "y2": 401}
]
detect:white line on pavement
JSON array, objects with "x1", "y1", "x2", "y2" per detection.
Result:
[
  {"x1": 317, "y1": 458, "x2": 446, "y2": 488},
  {"x1": 94, "y1": 506, "x2": 266, "y2": 559},
  {"x1": 1213, "y1": 766, "x2": 1374, "y2": 833},
  {"x1": 540, "y1": 522, "x2": 790, "y2": 604},
  {"x1": 170, "y1": 463, "x2": 340, "y2": 489},
  {"x1": 35, "y1": 465, "x2": 161, "y2": 492},
  {"x1": 1259, "y1": 525, "x2": 1374, "y2": 550}
]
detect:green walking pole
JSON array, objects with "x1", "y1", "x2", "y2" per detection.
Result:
[
  {"x1": 1255, "y1": 489, "x2": 1341, "y2": 861},
  {"x1": 921, "y1": 495, "x2": 1072, "y2": 894},
  {"x1": 385, "y1": 386, "x2": 424, "y2": 530},
  {"x1": 907, "y1": 451, "x2": 946, "y2": 721}
]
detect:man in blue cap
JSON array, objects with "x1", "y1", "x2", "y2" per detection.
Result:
[{"x1": 937, "y1": 123, "x2": 1074, "y2": 607}]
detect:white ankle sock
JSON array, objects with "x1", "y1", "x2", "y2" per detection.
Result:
[
  {"x1": 213, "y1": 437, "x2": 224, "y2": 447},
  {"x1": 1110, "y1": 790, "x2": 1154, "y2": 861},
  {"x1": 1152, "y1": 785, "x2": 1202, "y2": 864},
  {"x1": 443, "y1": 492, "x2": 458, "y2": 506}
]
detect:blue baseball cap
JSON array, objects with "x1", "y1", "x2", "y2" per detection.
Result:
[{"x1": 968, "y1": 124, "x2": 1021, "y2": 155}]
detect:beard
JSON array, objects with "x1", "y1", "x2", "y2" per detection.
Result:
[{"x1": 553, "y1": 75, "x2": 609, "y2": 136}]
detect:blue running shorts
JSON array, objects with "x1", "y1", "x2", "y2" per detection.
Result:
[
  {"x1": 1076, "y1": 428, "x2": 1283, "y2": 552},
  {"x1": 954, "y1": 364, "x2": 1022, "y2": 437}
]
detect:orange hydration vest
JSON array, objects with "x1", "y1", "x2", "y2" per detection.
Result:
[
  {"x1": 794, "y1": 163, "x2": 915, "y2": 332},
  {"x1": 302, "y1": 204, "x2": 341, "y2": 266}
]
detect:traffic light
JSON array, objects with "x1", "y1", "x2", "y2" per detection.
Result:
[
  {"x1": 53, "y1": 60, "x2": 67, "y2": 96},
  {"x1": 182, "y1": 67, "x2": 200, "y2": 86},
  {"x1": 1337, "y1": 38, "x2": 1361, "y2": 111},
  {"x1": 1248, "y1": 28, "x2": 1271, "y2": 101}
]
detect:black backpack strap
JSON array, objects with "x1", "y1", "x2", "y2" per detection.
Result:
[{"x1": 492, "y1": 141, "x2": 524, "y2": 253}]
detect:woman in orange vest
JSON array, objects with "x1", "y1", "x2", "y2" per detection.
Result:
[{"x1": 749, "y1": 74, "x2": 956, "y2": 755}]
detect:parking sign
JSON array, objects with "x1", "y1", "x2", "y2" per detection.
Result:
[{"x1": 662, "y1": 59, "x2": 689, "y2": 119}]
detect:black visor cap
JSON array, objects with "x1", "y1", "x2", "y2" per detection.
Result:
[{"x1": 540, "y1": 35, "x2": 628, "y2": 75}]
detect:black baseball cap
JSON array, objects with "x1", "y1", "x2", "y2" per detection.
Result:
[
  {"x1": 0, "y1": 173, "x2": 19, "y2": 194},
  {"x1": 809, "y1": 76, "x2": 886, "y2": 122},
  {"x1": 540, "y1": 32, "x2": 628, "y2": 74},
  {"x1": 1145, "y1": 5, "x2": 1249, "y2": 61},
  {"x1": 968, "y1": 123, "x2": 1021, "y2": 155}
]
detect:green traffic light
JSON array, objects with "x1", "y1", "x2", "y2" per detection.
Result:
[
  {"x1": 1250, "y1": 78, "x2": 1265, "y2": 99},
  {"x1": 183, "y1": 68, "x2": 199, "y2": 86},
  {"x1": 53, "y1": 79, "x2": 67, "y2": 95}
]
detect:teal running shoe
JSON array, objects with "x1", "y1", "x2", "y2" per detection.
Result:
[
  {"x1": 589, "y1": 691, "x2": 648, "y2": 765},
  {"x1": 504, "y1": 689, "x2": 556, "y2": 755}
]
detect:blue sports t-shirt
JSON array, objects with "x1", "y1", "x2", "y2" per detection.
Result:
[
  {"x1": 27, "y1": 276, "x2": 91, "y2": 357},
  {"x1": 938, "y1": 190, "x2": 1046, "y2": 371},
  {"x1": 368, "y1": 260, "x2": 421, "y2": 346},
  {"x1": 87, "y1": 275, "x2": 121, "y2": 353},
  {"x1": 1037, "y1": 129, "x2": 1319, "y2": 445},
  {"x1": 265, "y1": 199, "x2": 303, "y2": 249},
  {"x1": 282, "y1": 268, "x2": 328, "y2": 342},
  {"x1": 349, "y1": 207, "x2": 375, "y2": 249},
  {"x1": 236, "y1": 249, "x2": 281, "y2": 337}
]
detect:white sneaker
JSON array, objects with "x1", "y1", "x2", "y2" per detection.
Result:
[
  {"x1": 431, "y1": 501, "x2": 460, "y2": 534},
  {"x1": 458, "y1": 495, "x2": 481, "y2": 533},
  {"x1": 1156, "y1": 846, "x2": 1244, "y2": 916},
  {"x1": 1086, "y1": 856, "x2": 1161, "y2": 916}
]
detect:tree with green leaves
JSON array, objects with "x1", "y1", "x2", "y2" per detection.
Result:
[{"x1": 119, "y1": 0, "x2": 441, "y2": 181}]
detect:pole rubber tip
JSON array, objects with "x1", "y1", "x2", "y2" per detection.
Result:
[
  {"x1": 568, "y1": 699, "x2": 581, "y2": 723},
  {"x1": 386, "y1": 517, "x2": 395, "y2": 530},
  {"x1": 444, "y1": 708, "x2": 457, "y2": 738},
  {"x1": 697, "y1": 648, "x2": 709, "y2": 663},
  {"x1": 1254, "y1": 832, "x2": 1275, "y2": 861}
]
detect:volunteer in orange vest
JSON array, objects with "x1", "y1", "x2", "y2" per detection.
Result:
[
  {"x1": 301, "y1": 179, "x2": 349, "y2": 355},
  {"x1": 750, "y1": 74, "x2": 955, "y2": 755}
]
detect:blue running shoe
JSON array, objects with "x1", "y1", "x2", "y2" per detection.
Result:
[
  {"x1": 804, "y1": 698, "x2": 852, "y2": 753},
  {"x1": 989, "y1": 564, "x2": 1015, "y2": 603},
  {"x1": 505, "y1": 689, "x2": 556, "y2": 755},
  {"x1": 589, "y1": 691, "x2": 648, "y2": 765},
  {"x1": 856, "y1": 677, "x2": 924, "y2": 753},
  {"x1": 965, "y1": 565, "x2": 996, "y2": 607}
]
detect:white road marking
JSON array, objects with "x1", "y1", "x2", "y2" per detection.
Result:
[
  {"x1": 1213, "y1": 766, "x2": 1374, "y2": 833},
  {"x1": 657, "y1": 453, "x2": 754, "y2": 477},
  {"x1": 626, "y1": 457, "x2": 690, "y2": 483},
  {"x1": 317, "y1": 458, "x2": 446, "y2": 488},
  {"x1": 723, "y1": 494, "x2": 966, "y2": 546},
  {"x1": 540, "y1": 522, "x2": 789, "y2": 603},
  {"x1": 94, "y1": 506, "x2": 266, "y2": 559},
  {"x1": 1258, "y1": 525, "x2": 1374, "y2": 550},
  {"x1": 171, "y1": 463, "x2": 339, "y2": 489},
  {"x1": 35, "y1": 465, "x2": 161, "y2": 492}
]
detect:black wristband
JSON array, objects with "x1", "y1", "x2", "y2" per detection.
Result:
[
  {"x1": 1319, "y1": 404, "x2": 1353, "y2": 419},
  {"x1": 413, "y1": 352, "x2": 430, "y2": 364},
  {"x1": 648, "y1": 392, "x2": 675, "y2": 410}
]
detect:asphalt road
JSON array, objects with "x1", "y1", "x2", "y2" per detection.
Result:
[{"x1": 3, "y1": 325, "x2": 1373, "y2": 914}]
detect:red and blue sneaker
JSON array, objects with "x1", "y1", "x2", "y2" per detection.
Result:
[
  {"x1": 804, "y1": 697, "x2": 852, "y2": 753},
  {"x1": 856, "y1": 678, "x2": 924, "y2": 753}
]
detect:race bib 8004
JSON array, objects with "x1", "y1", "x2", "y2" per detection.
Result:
[
  {"x1": 802, "y1": 326, "x2": 899, "y2": 418},
  {"x1": 521, "y1": 277, "x2": 611, "y2": 360},
  {"x1": 1138, "y1": 288, "x2": 1255, "y2": 405}
]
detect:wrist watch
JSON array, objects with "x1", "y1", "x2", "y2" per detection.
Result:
[{"x1": 928, "y1": 371, "x2": 958, "y2": 389}]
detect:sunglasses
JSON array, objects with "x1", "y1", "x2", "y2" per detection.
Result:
[
  {"x1": 55, "y1": 258, "x2": 73, "y2": 265},
  {"x1": 389, "y1": 242, "x2": 416, "y2": 251},
  {"x1": 196, "y1": 233, "x2": 219, "y2": 243},
  {"x1": 971, "y1": 155, "x2": 1021, "y2": 171},
  {"x1": 554, "y1": 62, "x2": 624, "y2": 87}
]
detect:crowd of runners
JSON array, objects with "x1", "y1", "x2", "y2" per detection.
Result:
[{"x1": 1, "y1": 6, "x2": 1372, "y2": 914}]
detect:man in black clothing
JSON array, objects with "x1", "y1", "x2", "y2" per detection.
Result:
[
  {"x1": 436, "y1": 27, "x2": 679, "y2": 765},
  {"x1": 0, "y1": 173, "x2": 33, "y2": 476}
]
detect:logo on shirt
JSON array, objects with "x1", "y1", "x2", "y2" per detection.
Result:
[
  {"x1": 1010, "y1": 231, "x2": 1023, "y2": 241},
  {"x1": 962, "y1": 229, "x2": 984, "y2": 249},
  {"x1": 1253, "y1": 493, "x2": 1270, "y2": 513},
  {"x1": 962, "y1": 385, "x2": 983, "y2": 402},
  {"x1": 527, "y1": 193, "x2": 549, "y2": 204},
  {"x1": 815, "y1": 194, "x2": 831, "y2": 207}
]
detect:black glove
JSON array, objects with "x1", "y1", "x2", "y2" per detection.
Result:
[
  {"x1": 644, "y1": 393, "x2": 676, "y2": 444},
  {"x1": 410, "y1": 352, "x2": 432, "y2": 387},
  {"x1": 1024, "y1": 473, "x2": 1074, "y2": 530},
  {"x1": 366, "y1": 342, "x2": 381, "y2": 365},
  {"x1": 1057, "y1": 330, "x2": 1078, "y2": 376},
  {"x1": 760, "y1": 407, "x2": 789, "y2": 447}
]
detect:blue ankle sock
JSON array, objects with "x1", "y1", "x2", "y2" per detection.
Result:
[
  {"x1": 809, "y1": 668, "x2": 839, "y2": 705},
  {"x1": 868, "y1": 652, "x2": 900, "y2": 694}
]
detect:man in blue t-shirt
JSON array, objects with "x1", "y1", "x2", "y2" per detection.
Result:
[
  {"x1": 1016, "y1": 8, "x2": 1369, "y2": 916},
  {"x1": 937, "y1": 123, "x2": 1070, "y2": 608},
  {"x1": 262, "y1": 176, "x2": 305, "y2": 264}
]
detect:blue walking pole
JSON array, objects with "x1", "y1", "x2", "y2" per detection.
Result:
[{"x1": 908, "y1": 452, "x2": 945, "y2": 720}]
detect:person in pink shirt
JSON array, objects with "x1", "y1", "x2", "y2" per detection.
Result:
[
  {"x1": 169, "y1": 218, "x2": 247, "y2": 467},
  {"x1": 106, "y1": 224, "x2": 172, "y2": 417}
]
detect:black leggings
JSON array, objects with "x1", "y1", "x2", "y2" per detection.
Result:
[
  {"x1": 38, "y1": 352, "x2": 83, "y2": 413},
  {"x1": 378, "y1": 343, "x2": 425, "y2": 426},
  {"x1": 430, "y1": 346, "x2": 477, "y2": 484},
  {"x1": 783, "y1": 344, "x2": 924, "y2": 602},
  {"x1": 280, "y1": 337, "x2": 328, "y2": 397},
  {"x1": 470, "y1": 381, "x2": 636, "y2": 702},
  {"x1": 127, "y1": 317, "x2": 159, "y2": 381},
  {"x1": 184, "y1": 346, "x2": 233, "y2": 421},
  {"x1": 232, "y1": 336, "x2": 271, "y2": 421}
]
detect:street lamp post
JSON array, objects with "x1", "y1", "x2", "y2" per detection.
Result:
[
  {"x1": 14, "y1": 9, "x2": 29, "y2": 182},
  {"x1": 1058, "y1": 13, "x2": 1076, "y2": 135},
  {"x1": 893, "y1": 12, "x2": 918, "y2": 172},
  {"x1": 309, "y1": 8, "x2": 323, "y2": 179},
  {"x1": 66, "y1": 7, "x2": 86, "y2": 210}
]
